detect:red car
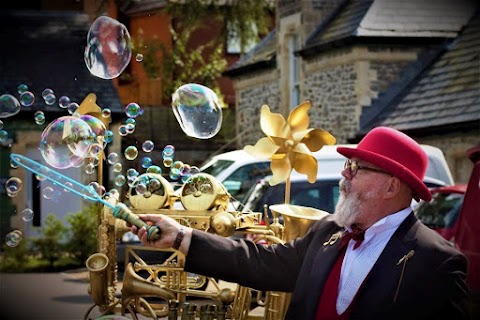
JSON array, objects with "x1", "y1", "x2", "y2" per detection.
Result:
[{"x1": 417, "y1": 146, "x2": 480, "y2": 317}]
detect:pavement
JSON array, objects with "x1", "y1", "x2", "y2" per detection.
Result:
[{"x1": 0, "y1": 268, "x2": 157, "y2": 320}]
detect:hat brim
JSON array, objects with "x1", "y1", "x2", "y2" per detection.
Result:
[{"x1": 337, "y1": 146, "x2": 432, "y2": 202}]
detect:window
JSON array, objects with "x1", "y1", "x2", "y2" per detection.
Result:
[
  {"x1": 223, "y1": 162, "x2": 271, "y2": 198},
  {"x1": 289, "y1": 33, "x2": 301, "y2": 109}
]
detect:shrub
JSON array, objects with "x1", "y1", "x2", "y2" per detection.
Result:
[{"x1": 30, "y1": 213, "x2": 67, "y2": 268}]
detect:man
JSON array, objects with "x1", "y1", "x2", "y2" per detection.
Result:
[{"x1": 131, "y1": 127, "x2": 470, "y2": 319}]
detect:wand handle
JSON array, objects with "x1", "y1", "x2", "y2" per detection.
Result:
[{"x1": 112, "y1": 203, "x2": 161, "y2": 240}]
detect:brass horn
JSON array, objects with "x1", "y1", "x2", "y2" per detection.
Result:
[
  {"x1": 270, "y1": 204, "x2": 329, "y2": 242},
  {"x1": 121, "y1": 263, "x2": 176, "y2": 318},
  {"x1": 86, "y1": 253, "x2": 110, "y2": 306}
]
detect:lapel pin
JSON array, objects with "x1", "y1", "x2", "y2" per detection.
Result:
[{"x1": 323, "y1": 231, "x2": 342, "y2": 246}]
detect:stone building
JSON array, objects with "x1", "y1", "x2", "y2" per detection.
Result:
[{"x1": 225, "y1": 0, "x2": 479, "y2": 184}]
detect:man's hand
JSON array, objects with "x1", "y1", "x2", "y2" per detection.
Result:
[{"x1": 130, "y1": 214, "x2": 193, "y2": 255}]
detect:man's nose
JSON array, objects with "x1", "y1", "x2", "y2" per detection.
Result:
[{"x1": 341, "y1": 167, "x2": 352, "y2": 180}]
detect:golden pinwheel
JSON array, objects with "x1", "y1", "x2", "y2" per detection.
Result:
[{"x1": 244, "y1": 100, "x2": 336, "y2": 187}]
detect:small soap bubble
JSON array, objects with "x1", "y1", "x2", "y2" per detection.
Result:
[
  {"x1": 162, "y1": 145, "x2": 175, "y2": 157},
  {"x1": 42, "y1": 186, "x2": 54, "y2": 199},
  {"x1": 125, "y1": 102, "x2": 141, "y2": 118},
  {"x1": 17, "y1": 84, "x2": 28, "y2": 94},
  {"x1": 124, "y1": 146, "x2": 138, "y2": 160},
  {"x1": 85, "y1": 163, "x2": 96, "y2": 174},
  {"x1": 189, "y1": 166, "x2": 201, "y2": 175},
  {"x1": 21, "y1": 208, "x2": 34, "y2": 222},
  {"x1": 10, "y1": 159, "x2": 19, "y2": 169},
  {"x1": 126, "y1": 168, "x2": 139, "y2": 179},
  {"x1": 5, "y1": 230, "x2": 23, "y2": 247},
  {"x1": 180, "y1": 164, "x2": 191, "y2": 176},
  {"x1": 136, "y1": 53, "x2": 144, "y2": 62},
  {"x1": 67, "y1": 102, "x2": 79, "y2": 115},
  {"x1": 42, "y1": 88, "x2": 54, "y2": 99},
  {"x1": 146, "y1": 165, "x2": 162, "y2": 174},
  {"x1": 118, "y1": 125, "x2": 128, "y2": 136},
  {"x1": 20, "y1": 91, "x2": 35, "y2": 107},
  {"x1": 141, "y1": 157, "x2": 152, "y2": 168},
  {"x1": 142, "y1": 140, "x2": 154, "y2": 152},
  {"x1": 0, "y1": 119, "x2": 3, "y2": 130},
  {"x1": 125, "y1": 123, "x2": 135, "y2": 134},
  {"x1": 170, "y1": 161, "x2": 184, "y2": 175},
  {"x1": 34, "y1": 111, "x2": 45, "y2": 125},
  {"x1": 58, "y1": 96, "x2": 71, "y2": 109},
  {"x1": 135, "y1": 182, "x2": 147, "y2": 195},
  {"x1": 171, "y1": 83, "x2": 222, "y2": 139},
  {"x1": 114, "y1": 174, "x2": 126, "y2": 186},
  {"x1": 125, "y1": 118, "x2": 136, "y2": 125},
  {"x1": 103, "y1": 130, "x2": 114, "y2": 143},
  {"x1": 5, "y1": 177, "x2": 22, "y2": 194},
  {"x1": 0, "y1": 94, "x2": 21, "y2": 118},
  {"x1": 107, "y1": 152, "x2": 119, "y2": 164},
  {"x1": 0, "y1": 130, "x2": 8, "y2": 142},
  {"x1": 84, "y1": 16, "x2": 132, "y2": 80},
  {"x1": 44, "y1": 93, "x2": 56, "y2": 105},
  {"x1": 113, "y1": 162, "x2": 123, "y2": 172},
  {"x1": 102, "y1": 108, "x2": 112, "y2": 118},
  {"x1": 169, "y1": 170, "x2": 181, "y2": 180},
  {"x1": 163, "y1": 156, "x2": 173, "y2": 167},
  {"x1": 64, "y1": 181, "x2": 73, "y2": 192}
]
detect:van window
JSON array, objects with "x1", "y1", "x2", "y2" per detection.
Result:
[
  {"x1": 201, "y1": 160, "x2": 234, "y2": 177},
  {"x1": 223, "y1": 162, "x2": 271, "y2": 198}
]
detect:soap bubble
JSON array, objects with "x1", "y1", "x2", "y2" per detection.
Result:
[
  {"x1": 171, "y1": 83, "x2": 222, "y2": 139},
  {"x1": 163, "y1": 157, "x2": 173, "y2": 167},
  {"x1": 103, "y1": 130, "x2": 114, "y2": 143},
  {"x1": 124, "y1": 146, "x2": 138, "y2": 160},
  {"x1": 17, "y1": 84, "x2": 28, "y2": 94},
  {"x1": 39, "y1": 116, "x2": 95, "y2": 169},
  {"x1": 113, "y1": 162, "x2": 123, "y2": 172},
  {"x1": 0, "y1": 130, "x2": 8, "y2": 142},
  {"x1": 115, "y1": 174, "x2": 126, "y2": 186},
  {"x1": 42, "y1": 186, "x2": 54, "y2": 199},
  {"x1": 34, "y1": 111, "x2": 45, "y2": 125},
  {"x1": 19, "y1": 91, "x2": 35, "y2": 107},
  {"x1": 125, "y1": 102, "x2": 141, "y2": 118},
  {"x1": 42, "y1": 88, "x2": 54, "y2": 99},
  {"x1": 141, "y1": 156, "x2": 152, "y2": 168},
  {"x1": 84, "y1": 16, "x2": 132, "y2": 80},
  {"x1": 163, "y1": 144, "x2": 175, "y2": 157},
  {"x1": 5, "y1": 230, "x2": 23, "y2": 247},
  {"x1": 146, "y1": 165, "x2": 162, "y2": 174},
  {"x1": 102, "y1": 108, "x2": 111, "y2": 118},
  {"x1": 136, "y1": 53, "x2": 144, "y2": 62},
  {"x1": 107, "y1": 152, "x2": 119, "y2": 164},
  {"x1": 118, "y1": 125, "x2": 128, "y2": 136},
  {"x1": 58, "y1": 96, "x2": 71, "y2": 109},
  {"x1": 125, "y1": 118, "x2": 136, "y2": 125},
  {"x1": 0, "y1": 120, "x2": 3, "y2": 129},
  {"x1": 142, "y1": 140, "x2": 154, "y2": 152},
  {"x1": 67, "y1": 102, "x2": 79, "y2": 115},
  {"x1": 44, "y1": 93, "x2": 56, "y2": 106},
  {"x1": 0, "y1": 94, "x2": 21, "y2": 118},
  {"x1": 22, "y1": 208, "x2": 34, "y2": 222},
  {"x1": 126, "y1": 168, "x2": 139, "y2": 179},
  {"x1": 6, "y1": 177, "x2": 22, "y2": 194}
]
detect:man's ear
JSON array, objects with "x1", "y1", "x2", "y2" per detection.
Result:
[{"x1": 384, "y1": 176, "x2": 402, "y2": 199}]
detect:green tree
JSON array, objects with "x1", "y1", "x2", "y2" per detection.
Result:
[
  {"x1": 30, "y1": 213, "x2": 67, "y2": 268},
  {"x1": 64, "y1": 204, "x2": 99, "y2": 265}
]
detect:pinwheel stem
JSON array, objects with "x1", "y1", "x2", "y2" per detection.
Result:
[{"x1": 285, "y1": 174, "x2": 291, "y2": 204}]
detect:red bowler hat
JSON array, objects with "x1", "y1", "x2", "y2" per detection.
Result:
[{"x1": 337, "y1": 127, "x2": 431, "y2": 201}]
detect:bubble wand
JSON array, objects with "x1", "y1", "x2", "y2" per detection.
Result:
[{"x1": 10, "y1": 153, "x2": 161, "y2": 240}]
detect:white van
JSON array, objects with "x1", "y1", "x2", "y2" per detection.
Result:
[{"x1": 200, "y1": 144, "x2": 454, "y2": 202}]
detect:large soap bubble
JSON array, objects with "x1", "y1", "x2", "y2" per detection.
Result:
[
  {"x1": 84, "y1": 16, "x2": 132, "y2": 80},
  {"x1": 0, "y1": 94, "x2": 21, "y2": 118},
  {"x1": 171, "y1": 83, "x2": 223, "y2": 139},
  {"x1": 39, "y1": 116, "x2": 95, "y2": 169}
]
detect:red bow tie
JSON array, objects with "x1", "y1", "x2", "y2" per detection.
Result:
[{"x1": 339, "y1": 227, "x2": 365, "y2": 250}]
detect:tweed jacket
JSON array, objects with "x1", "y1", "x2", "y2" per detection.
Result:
[{"x1": 185, "y1": 213, "x2": 470, "y2": 319}]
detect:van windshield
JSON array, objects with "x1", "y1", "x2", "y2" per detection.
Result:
[{"x1": 201, "y1": 160, "x2": 234, "y2": 177}]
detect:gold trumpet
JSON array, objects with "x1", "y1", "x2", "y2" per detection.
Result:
[{"x1": 121, "y1": 262, "x2": 176, "y2": 319}]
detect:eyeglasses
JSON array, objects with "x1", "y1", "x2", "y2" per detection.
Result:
[{"x1": 344, "y1": 159, "x2": 391, "y2": 178}]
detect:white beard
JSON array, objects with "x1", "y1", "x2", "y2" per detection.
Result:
[{"x1": 333, "y1": 178, "x2": 377, "y2": 227}]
